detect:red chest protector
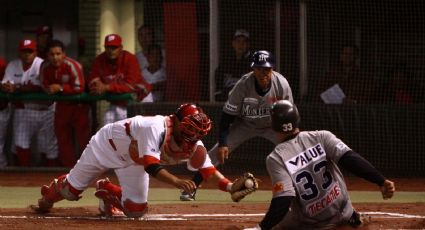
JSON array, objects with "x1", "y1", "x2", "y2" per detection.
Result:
[{"x1": 160, "y1": 116, "x2": 195, "y2": 161}]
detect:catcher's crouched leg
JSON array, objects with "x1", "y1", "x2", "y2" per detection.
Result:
[{"x1": 33, "y1": 174, "x2": 82, "y2": 213}]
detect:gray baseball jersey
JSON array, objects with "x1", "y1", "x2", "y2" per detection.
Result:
[
  {"x1": 224, "y1": 71, "x2": 293, "y2": 129},
  {"x1": 207, "y1": 71, "x2": 293, "y2": 165},
  {"x1": 266, "y1": 130, "x2": 354, "y2": 229}
]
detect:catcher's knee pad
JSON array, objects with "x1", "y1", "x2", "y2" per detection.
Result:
[
  {"x1": 38, "y1": 174, "x2": 82, "y2": 211},
  {"x1": 123, "y1": 199, "x2": 148, "y2": 218},
  {"x1": 58, "y1": 177, "x2": 83, "y2": 201}
]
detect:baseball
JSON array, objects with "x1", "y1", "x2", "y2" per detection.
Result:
[{"x1": 244, "y1": 179, "x2": 254, "y2": 188}]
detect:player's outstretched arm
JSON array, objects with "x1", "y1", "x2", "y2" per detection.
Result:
[
  {"x1": 338, "y1": 150, "x2": 396, "y2": 199},
  {"x1": 206, "y1": 170, "x2": 258, "y2": 202}
]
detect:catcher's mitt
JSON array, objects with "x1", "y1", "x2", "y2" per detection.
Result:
[{"x1": 230, "y1": 172, "x2": 259, "y2": 202}]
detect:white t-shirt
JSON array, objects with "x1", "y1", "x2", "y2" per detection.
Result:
[
  {"x1": 141, "y1": 67, "x2": 166, "y2": 102},
  {"x1": 136, "y1": 49, "x2": 166, "y2": 70},
  {"x1": 2, "y1": 57, "x2": 44, "y2": 85},
  {"x1": 3, "y1": 57, "x2": 46, "y2": 109}
]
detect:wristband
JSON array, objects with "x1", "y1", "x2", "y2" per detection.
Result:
[{"x1": 218, "y1": 178, "x2": 231, "y2": 192}]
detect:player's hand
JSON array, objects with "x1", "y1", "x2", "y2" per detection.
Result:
[
  {"x1": 174, "y1": 178, "x2": 196, "y2": 194},
  {"x1": 380, "y1": 179, "x2": 395, "y2": 200},
  {"x1": 46, "y1": 84, "x2": 62, "y2": 94},
  {"x1": 1, "y1": 81, "x2": 16, "y2": 93},
  {"x1": 217, "y1": 146, "x2": 229, "y2": 164},
  {"x1": 89, "y1": 78, "x2": 107, "y2": 95}
]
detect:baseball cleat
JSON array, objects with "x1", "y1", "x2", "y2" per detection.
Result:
[
  {"x1": 348, "y1": 210, "x2": 371, "y2": 227},
  {"x1": 29, "y1": 203, "x2": 51, "y2": 214},
  {"x1": 95, "y1": 178, "x2": 124, "y2": 217},
  {"x1": 31, "y1": 183, "x2": 59, "y2": 213},
  {"x1": 179, "y1": 190, "x2": 197, "y2": 201}
]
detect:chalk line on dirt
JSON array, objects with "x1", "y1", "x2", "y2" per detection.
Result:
[{"x1": 0, "y1": 212, "x2": 424, "y2": 221}]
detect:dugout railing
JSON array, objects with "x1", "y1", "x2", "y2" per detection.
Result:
[{"x1": 0, "y1": 95, "x2": 423, "y2": 177}]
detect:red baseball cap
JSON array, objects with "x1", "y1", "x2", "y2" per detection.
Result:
[
  {"x1": 19, "y1": 39, "x2": 37, "y2": 51},
  {"x1": 104, "y1": 34, "x2": 122, "y2": 47},
  {"x1": 36, "y1": 25, "x2": 52, "y2": 37}
]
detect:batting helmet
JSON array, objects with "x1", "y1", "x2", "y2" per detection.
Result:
[
  {"x1": 271, "y1": 100, "x2": 300, "y2": 133},
  {"x1": 175, "y1": 103, "x2": 212, "y2": 143},
  {"x1": 251, "y1": 50, "x2": 274, "y2": 68}
]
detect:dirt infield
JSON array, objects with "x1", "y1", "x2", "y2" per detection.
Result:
[{"x1": 0, "y1": 172, "x2": 424, "y2": 229}]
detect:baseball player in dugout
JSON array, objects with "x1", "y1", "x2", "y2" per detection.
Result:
[
  {"x1": 215, "y1": 29, "x2": 252, "y2": 101},
  {"x1": 40, "y1": 39, "x2": 91, "y2": 168},
  {"x1": 180, "y1": 50, "x2": 293, "y2": 201},
  {"x1": 88, "y1": 34, "x2": 151, "y2": 125},
  {"x1": 136, "y1": 25, "x2": 166, "y2": 70},
  {"x1": 0, "y1": 57, "x2": 9, "y2": 167},
  {"x1": 36, "y1": 25, "x2": 53, "y2": 60},
  {"x1": 32, "y1": 103, "x2": 257, "y2": 217},
  {"x1": 1, "y1": 39, "x2": 58, "y2": 166},
  {"x1": 245, "y1": 100, "x2": 395, "y2": 230}
]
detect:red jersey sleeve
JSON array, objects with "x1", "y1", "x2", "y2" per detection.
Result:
[
  {"x1": 107, "y1": 51, "x2": 151, "y2": 93},
  {"x1": 62, "y1": 58, "x2": 85, "y2": 95}
]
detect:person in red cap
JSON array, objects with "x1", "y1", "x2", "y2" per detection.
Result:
[
  {"x1": 40, "y1": 39, "x2": 91, "y2": 168},
  {"x1": 0, "y1": 56, "x2": 9, "y2": 167},
  {"x1": 88, "y1": 34, "x2": 151, "y2": 125},
  {"x1": 1, "y1": 39, "x2": 58, "y2": 167},
  {"x1": 36, "y1": 25, "x2": 53, "y2": 59}
]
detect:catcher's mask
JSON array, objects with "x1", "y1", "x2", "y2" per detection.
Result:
[{"x1": 174, "y1": 103, "x2": 212, "y2": 143}]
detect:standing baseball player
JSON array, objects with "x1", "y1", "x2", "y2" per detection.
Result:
[
  {"x1": 180, "y1": 50, "x2": 294, "y2": 201},
  {"x1": 33, "y1": 103, "x2": 258, "y2": 217},
  {"x1": 1, "y1": 39, "x2": 58, "y2": 166},
  {"x1": 246, "y1": 100, "x2": 395, "y2": 229},
  {"x1": 40, "y1": 39, "x2": 90, "y2": 168},
  {"x1": 0, "y1": 57, "x2": 9, "y2": 167},
  {"x1": 88, "y1": 34, "x2": 151, "y2": 125}
]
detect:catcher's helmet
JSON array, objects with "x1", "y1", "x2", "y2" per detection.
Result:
[
  {"x1": 271, "y1": 100, "x2": 300, "y2": 133},
  {"x1": 251, "y1": 50, "x2": 274, "y2": 68},
  {"x1": 175, "y1": 103, "x2": 212, "y2": 142}
]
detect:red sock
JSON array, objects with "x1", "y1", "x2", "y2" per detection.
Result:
[
  {"x1": 104, "y1": 181, "x2": 122, "y2": 198},
  {"x1": 46, "y1": 158, "x2": 59, "y2": 167},
  {"x1": 16, "y1": 147, "x2": 31, "y2": 167}
]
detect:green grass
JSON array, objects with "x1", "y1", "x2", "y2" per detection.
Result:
[{"x1": 0, "y1": 186, "x2": 424, "y2": 208}]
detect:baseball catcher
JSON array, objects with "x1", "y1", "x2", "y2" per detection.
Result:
[{"x1": 31, "y1": 103, "x2": 258, "y2": 217}]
